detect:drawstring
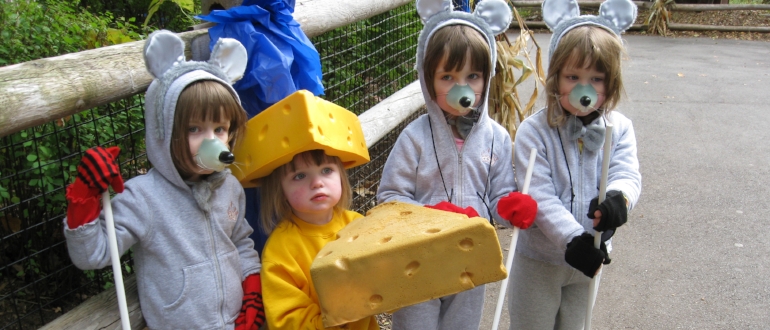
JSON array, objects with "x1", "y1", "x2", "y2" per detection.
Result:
[{"x1": 429, "y1": 118, "x2": 494, "y2": 221}]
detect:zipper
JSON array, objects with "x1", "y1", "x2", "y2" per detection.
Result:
[{"x1": 204, "y1": 209, "x2": 226, "y2": 328}]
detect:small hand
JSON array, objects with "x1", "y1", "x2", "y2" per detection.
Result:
[
  {"x1": 425, "y1": 201, "x2": 480, "y2": 218},
  {"x1": 497, "y1": 192, "x2": 537, "y2": 229}
]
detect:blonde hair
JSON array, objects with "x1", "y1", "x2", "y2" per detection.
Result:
[
  {"x1": 423, "y1": 24, "x2": 491, "y2": 101},
  {"x1": 170, "y1": 80, "x2": 247, "y2": 180},
  {"x1": 258, "y1": 150, "x2": 352, "y2": 233},
  {"x1": 545, "y1": 26, "x2": 626, "y2": 127}
]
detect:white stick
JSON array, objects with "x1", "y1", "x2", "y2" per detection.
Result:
[
  {"x1": 491, "y1": 147, "x2": 537, "y2": 330},
  {"x1": 585, "y1": 123, "x2": 613, "y2": 330},
  {"x1": 102, "y1": 191, "x2": 131, "y2": 330}
]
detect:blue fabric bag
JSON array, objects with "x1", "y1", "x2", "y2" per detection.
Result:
[{"x1": 197, "y1": 0, "x2": 324, "y2": 117}]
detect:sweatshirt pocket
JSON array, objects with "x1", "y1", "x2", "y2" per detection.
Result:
[
  {"x1": 220, "y1": 249, "x2": 244, "y2": 324},
  {"x1": 162, "y1": 261, "x2": 219, "y2": 329}
]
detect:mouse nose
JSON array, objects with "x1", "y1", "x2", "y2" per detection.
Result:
[
  {"x1": 219, "y1": 151, "x2": 235, "y2": 164},
  {"x1": 459, "y1": 96, "x2": 472, "y2": 108},
  {"x1": 580, "y1": 96, "x2": 592, "y2": 107}
]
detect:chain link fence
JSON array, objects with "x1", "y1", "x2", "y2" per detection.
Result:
[{"x1": 0, "y1": 4, "x2": 422, "y2": 329}]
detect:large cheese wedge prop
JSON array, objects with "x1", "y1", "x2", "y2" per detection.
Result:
[
  {"x1": 231, "y1": 90, "x2": 370, "y2": 187},
  {"x1": 310, "y1": 201, "x2": 507, "y2": 327}
]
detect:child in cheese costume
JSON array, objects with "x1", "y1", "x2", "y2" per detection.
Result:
[
  {"x1": 376, "y1": 0, "x2": 538, "y2": 329},
  {"x1": 508, "y1": 0, "x2": 642, "y2": 328},
  {"x1": 239, "y1": 92, "x2": 375, "y2": 329},
  {"x1": 62, "y1": 30, "x2": 265, "y2": 330}
]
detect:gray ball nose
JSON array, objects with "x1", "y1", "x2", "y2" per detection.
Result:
[
  {"x1": 459, "y1": 97, "x2": 472, "y2": 108},
  {"x1": 580, "y1": 96, "x2": 592, "y2": 107},
  {"x1": 219, "y1": 151, "x2": 235, "y2": 164}
]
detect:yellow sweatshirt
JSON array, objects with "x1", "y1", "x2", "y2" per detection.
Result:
[{"x1": 262, "y1": 210, "x2": 379, "y2": 330}]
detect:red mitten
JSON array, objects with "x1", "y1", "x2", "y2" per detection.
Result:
[
  {"x1": 65, "y1": 146, "x2": 124, "y2": 229},
  {"x1": 425, "y1": 201, "x2": 480, "y2": 218},
  {"x1": 77, "y1": 146, "x2": 124, "y2": 193},
  {"x1": 235, "y1": 273, "x2": 265, "y2": 330},
  {"x1": 497, "y1": 192, "x2": 537, "y2": 229}
]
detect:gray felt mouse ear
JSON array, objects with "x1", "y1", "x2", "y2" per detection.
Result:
[
  {"x1": 143, "y1": 30, "x2": 185, "y2": 79},
  {"x1": 209, "y1": 37, "x2": 248, "y2": 84},
  {"x1": 416, "y1": 0, "x2": 453, "y2": 24},
  {"x1": 599, "y1": 0, "x2": 638, "y2": 33},
  {"x1": 542, "y1": 0, "x2": 580, "y2": 31},
  {"x1": 473, "y1": 0, "x2": 513, "y2": 36}
]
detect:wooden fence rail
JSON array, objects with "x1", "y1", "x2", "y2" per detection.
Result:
[
  {"x1": 510, "y1": 1, "x2": 770, "y2": 11},
  {"x1": 0, "y1": 0, "x2": 412, "y2": 139}
]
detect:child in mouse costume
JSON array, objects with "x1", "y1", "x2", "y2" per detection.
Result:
[
  {"x1": 63, "y1": 30, "x2": 265, "y2": 329},
  {"x1": 508, "y1": 0, "x2": 642, "y2": 328},
  {"x1": 376, "y1": 0, "x2": 538, "y2": 329}
]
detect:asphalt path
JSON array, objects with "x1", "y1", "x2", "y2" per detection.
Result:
[{"x1": 480, "y1": 33, "x2": 770, "y2": 330}]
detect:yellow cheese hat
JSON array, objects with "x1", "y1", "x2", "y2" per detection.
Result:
[{"x1": 232, "y1": 90, "x2": 370, "y2": 187}]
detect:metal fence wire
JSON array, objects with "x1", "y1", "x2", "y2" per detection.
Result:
[{"x1": 0, "y1": 4, "x2": 421, "y2": 329}]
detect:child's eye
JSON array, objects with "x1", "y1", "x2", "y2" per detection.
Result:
[
  {"x1": 440, "y1": 74, "x2": 453, "y2": 81},
  {"x1": 215, "y1": 126, "x2": 228, "y2": 134},
  {"x1": 468, "y1": 73, "x2": 481, "y2": 80},
  {"x1": 293, "y1": 173, "x2": 306, "y2": 180},
  {"x1": 591, "y1": 77, "x2": 605, "y2": 83},
  {"x1": 566, "y1": 75, "x2": 578, "y2": 81},
  {"x1": 321, "y1": 167, "x2": 333, "y2": 175},
  {"x1": 188, "y1": 127, "x2": 200, "y2": 133}
]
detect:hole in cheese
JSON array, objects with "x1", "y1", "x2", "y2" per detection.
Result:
[
  {"x1": 425, "y1": 228, "x2": 441, "y2": 234},
  {"x1": 258, "y1": 125, "x2": 268, "y2": 141},
  {"x1": 460, "y1": 272, "x2": 474, "y2": 287},
  {"x1": 282, "y1": 104, "x2": 291, "y2": 114},
  {"x1": 368, "y1": 295, "x2": 383, "y2": 310},
  {"x1": 458, "y1": 238, "x2": 474, "y2": 251},
  {"x1": 319, "y1": 250, "x2": 333, "y2": 258},
  {"x1": 404, "y1": 261, "x2": 420, "y2": 277},
  {"x1": 318, "y1": 125, "x2": 324, "y2": 137},
  {"x1": 335, "y1": 258, "x2": 349, "y2": 271},
  {"x1": 329, "y1": 112, "x2": 335, "y2": 122},
  {"x1": 379, "y1": 236, "x2": 392, "y2": 244},
  {"x1": 400, "y1": 211, "x2": 412, "y2": 216},
  {"x1": 281, "y1": 137, "x2": 289, "y2": 148},
  {"x1": 348, "y1": 234, "x2": 359, "y2": 242}
]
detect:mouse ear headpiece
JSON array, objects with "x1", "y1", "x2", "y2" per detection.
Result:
[
  {"x1": 543, "y1": 0, "x2": 637, "y2": 61},
  {"x1": 143, "y1": 30, "x2": 247, "y2": 139}
]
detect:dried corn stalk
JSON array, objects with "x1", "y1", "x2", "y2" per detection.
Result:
[
  {"x1": 487, "y1": 4, "x2": 545, "y2": 143},
  {"x1": 645, "y1": 0, "x2": 674, "y2": 36}
]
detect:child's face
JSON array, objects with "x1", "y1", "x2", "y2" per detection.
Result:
[
  {"x1": 433, "y1": 52, "x2": 484, "y2": 116},
  {"x1": 187, "y1": 114, "x2": 231, "y2": 179},
  {"x1": 558, "y1": 59, "x2": 606, "y2": 117},
  {"x1": 281, "y1": 157, "x2": 342, "y2": 225}
]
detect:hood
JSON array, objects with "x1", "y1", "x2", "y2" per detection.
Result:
[
  {"x1": 414, "y1": 0, "x2": 512, "y2": 129},
  {"x1": 143, "y1": 30, "x2": 248, "y2": 189}
]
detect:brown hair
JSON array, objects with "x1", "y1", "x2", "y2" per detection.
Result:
[
  {"x1": 258, "y1": 150, "x2": 352, "y2": 233},
  {"x1": 170, "y1": 80, "x2": 247, "y2": 180},
  {"x1": 545, "y1": 25, "x2": 626, "y2": 127},
  {"x1": 423, "y1": 24, "x2": 491, "y2": 101}
]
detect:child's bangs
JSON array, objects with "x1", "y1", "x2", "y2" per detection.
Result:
[
  {"x1": 289, "y1": 150, "x2": 340, "y2": 172},
  {"x1": 187, "y1": 81, "x2": 242, "y2": 123},
  {"x1": 442, "y1": 26, "x2": 489, "y2": 73}
]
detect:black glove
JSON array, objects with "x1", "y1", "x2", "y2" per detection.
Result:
[
  {"x1": 565, "y1": 232, "x2": 610, "y2": 278},
  {"x1": 587, "y1": 190, "x2": 627, "y2": 232}
]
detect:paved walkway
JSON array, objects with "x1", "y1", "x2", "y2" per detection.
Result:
[{"x1": 480, "y1": 33, "x2": 770, "y2": 329}]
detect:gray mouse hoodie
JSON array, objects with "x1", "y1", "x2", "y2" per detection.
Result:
[
  {"x1": 377, "y1": 0, "x2": 517, "y2": 224},
  {"x1": 64, "y1": 30, "x2": 261, "y2": 330}
]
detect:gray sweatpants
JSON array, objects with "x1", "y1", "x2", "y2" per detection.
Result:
[
  {"x1": 392, "y1": 285, "x2": 485, "y2": 330},
  {"x1": 507, "y1": 254, "x2": 600, "y2": 330}
]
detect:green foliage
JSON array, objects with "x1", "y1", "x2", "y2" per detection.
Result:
[
  {"x1": 144, "y1": 0, "x2": 196, "y2": 28},
  {"x1": 0, "y1": 0, "x2": 143, "y2": 66}
]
